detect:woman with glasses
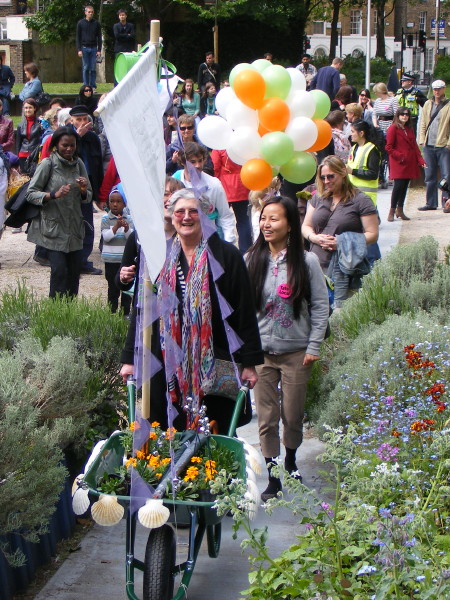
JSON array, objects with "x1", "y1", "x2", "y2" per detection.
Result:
[
  {"x1": 301, "y1": 156, "x2": 379, "y2": 307},
  {"x1": 385, "y1": 108, "x2": 426, "y2": 221},
  {"x1": 75, "y1": 84, "x2": 97, "y2": 117},
  {"x1": 246, "y1": 195, "x2": 329, "y2": 500},
  {"x1": 358, "y1": 88, "x2": 373, "y2": 124},
  {"x1": 119, "y1": 188, "x2": 263, "y2": 433}
]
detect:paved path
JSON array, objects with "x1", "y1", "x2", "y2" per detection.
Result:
[{"x1": 34, "y1": 188, "x2": 401, "y2": 600}]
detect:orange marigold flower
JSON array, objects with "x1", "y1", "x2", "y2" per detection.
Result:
[
  {"x1": 149, "y1": 432, "x2": 157, "y2": 441},
  {"x1": 183, "y1": 466, "x2": 199, "y2": 481},
  {"x1": 129, "y1": 421, "x2": 139, "y2": 432},
  {"x1": 125, "y1": 457, "x2": 137, "y2": 468},
  {"x1": 436, "y1": 403, "x2": 446, "y2": 412},
  {"x1": 191, "y1": 456, "x2": 203, "y2": 463},
  {"x1": 148, "y1": 455, "x2": 160, "y2": 467},
  {"x1": 165, "y1": 427, "x2": 177, "y2": 440},
  {"x1": 151, "y1": 421, "x2": 160, "y2": 428},
  {"x1": 136, "y1": 450, "x2": 146, "y2": 460},
  {"x1": 391, "y1": 429, "x2": 401, "y2": 437},
  {"x1": 205, "y1": 460, "x2": 217, "y2": 469},
  {"x1": 161, "y1": 457, "x2": 171, "y2": 465}
]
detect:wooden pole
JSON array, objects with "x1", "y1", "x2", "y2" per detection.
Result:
[{"x1": 141, "y1": 19, "x2": 161, "y2": 420}]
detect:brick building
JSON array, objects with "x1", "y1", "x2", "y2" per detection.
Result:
[
  {"x1": 306, "y1": 0, "x2": 445, "y2": 84},
  {"x1": 0, "y1": 0, "x2": 31, "y2": 83}
]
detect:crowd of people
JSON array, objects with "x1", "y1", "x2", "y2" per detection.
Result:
[{"x1": 2, "y1": 31, "x2": 449, "y2": 500}]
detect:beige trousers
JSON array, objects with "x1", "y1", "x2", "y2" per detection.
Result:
[{"x1": 254, "y1": 349, "x2": 312, "y2": 458}]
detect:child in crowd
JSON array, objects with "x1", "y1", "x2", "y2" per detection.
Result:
[
  {"x1": 101, "y1": 183, "x2": 134, "y2": 314},
  {"x1": 200, "y1": 82, "x2": 218, "y2": 117}
]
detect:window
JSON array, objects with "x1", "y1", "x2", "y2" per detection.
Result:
[
  {"x1": 352, "y1": 48, "x2": 364, "y2": 58},
  {"x1": 314, "y1": 47, "x2": 326, "y2": 58},
  {"x1": 312, "y1": 21, "x2": 325, "y2": 35},
  {"x1": 425, "y1": 47, "x2": 434, "y2": 72},
  {"x1": 350, "y1": 10, "x2": 362, "y2": 35},
  {"x1": 419, "y1": 12, "x2": 427, "y2": 32},
  {"x1": 0, "y1": 19, "x2": 6, "y2": 40},
  {"x1": 412, "y1": 49, "x2": 421, "y2": 73}
]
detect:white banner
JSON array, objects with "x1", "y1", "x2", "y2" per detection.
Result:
[{"x1": 98, "y1": 45, "x2": 166, "y2": 281}]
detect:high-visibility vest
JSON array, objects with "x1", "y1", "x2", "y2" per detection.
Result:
[
  {"x1": 347, "y1": 142, "x2": 378, "y2": 205},
  {"x1": 395, "y1": 88, "x2": 420, "y2": 116}
]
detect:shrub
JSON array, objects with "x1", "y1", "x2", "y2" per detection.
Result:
[{"x1": 434, "y1": 55, "x2": 450, "y2": 82}]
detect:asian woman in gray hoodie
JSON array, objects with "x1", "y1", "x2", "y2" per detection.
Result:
[{"x1": 246, "y1": 196, "x2": 329, "y2": 501}]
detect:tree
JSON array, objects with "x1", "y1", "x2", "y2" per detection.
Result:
[{"x1": 373, "y1": 0, "x2": 396, "y2": 58}]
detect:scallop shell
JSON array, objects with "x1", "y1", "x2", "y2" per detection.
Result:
[
  {"x1": 84, "y1": 439, "x2": 107, "y2": 474},
  {"x1": 72, "y1": 486, "x2": 90, "y2": 516},
  {"x1": 247, "y1": 479, "x2": 261, "y2": 505},
  {"x1": 138, "y1": 499, "x2": 170, "y2": 529},
  {"x1": 91, "y1": 494, "x2": 124, "y2": 526},
  {"x1": 237, "y1": 437, "x2": 264, "y2": 475},
  {"x1": 246, "y1": 466, "x2": 257, "y2": 483},
  {"x1": 71, "y1": 473, "x2": 85, "y2": 496}
]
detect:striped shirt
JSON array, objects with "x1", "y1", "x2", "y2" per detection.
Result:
[
  {"x1": 373, "y1": 96, "x2": 399, "y2": 133},
  {"x1": 101, "y1": 211, "x2": 134, "y2": 263}
]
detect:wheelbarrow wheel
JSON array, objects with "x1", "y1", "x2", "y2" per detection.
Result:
[{"x1": 143, "y1": 524, "x2": 176, "y2": 600}]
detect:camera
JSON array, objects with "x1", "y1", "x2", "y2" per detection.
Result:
[{"x1": 438, "y1": 177, "x2": 449, "y2": 192}]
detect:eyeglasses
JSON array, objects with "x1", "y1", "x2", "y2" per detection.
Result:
[
  {"x1": 173, "y1": 208, "x2": 199, "y2": 218},
  {"x1": 399, "y1": 112, "x2": 410, "y2": 116},
  {"x1": 320, "y1": 173, "x2": 336, "y2": 181},
  {"x1": 359, "y1": 93, "x2": 368, "y2": 97},
  {"x1": 179, "y1": 126, "x2": 194, "y2": 131}
]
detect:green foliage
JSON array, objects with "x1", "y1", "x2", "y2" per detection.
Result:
[
  {"x1": 434, "y1": 55, "x2": 450, "y2": 82},
  {"x1": 24, "y1": 0, "x2": 85, "y2": 44},
  {"x1": 341, "y1": 55, "x2": 395, "y2": 90}
]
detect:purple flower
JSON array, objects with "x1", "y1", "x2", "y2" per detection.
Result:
[
  {"x1": 385, "y1": 396, "x2": 395, "y2": 405},
  {"x1": 376, "y1": 443, "x2": 399, "y2": 461}
]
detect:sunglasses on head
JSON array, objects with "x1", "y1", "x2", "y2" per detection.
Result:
[
  {"x1": 320, "y1": 173, "x2": 336, "y2": 181},
  {"x1": 179, "y1": 125, "x2": 194, "y2": 131}
]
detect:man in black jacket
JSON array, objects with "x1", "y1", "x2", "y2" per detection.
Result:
[
  {"x1": 76, "y1": 5, "x2": 102, "y2": 89},
  {"x1": 113, "y1": 9, "x2": 135, "y2": 54},
  {"x1": 70, "y1": 105, "x2": 104, "y2": 274},
  {"x1": 197, "y1": 52, "x2": 220, "y2": 92}
]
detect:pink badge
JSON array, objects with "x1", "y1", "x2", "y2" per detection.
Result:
[{"x1": 277, "y1": 283, "x2": 292, "y2": 299}]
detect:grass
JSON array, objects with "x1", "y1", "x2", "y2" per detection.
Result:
[{"x1": 13, "y1": 82, "x2": 114, "y2": 95}]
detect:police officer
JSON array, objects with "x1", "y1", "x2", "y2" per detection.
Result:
[{"x1": 395, "y1": 73, "x2": 427, "y2": 132}]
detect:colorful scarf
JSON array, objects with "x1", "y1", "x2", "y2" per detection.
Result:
[{"x1": 158, "y1": 235, "x2": 215, "y2": 402}]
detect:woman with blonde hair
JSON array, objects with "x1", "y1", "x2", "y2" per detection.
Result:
[
  {"x1": 301, "y1": 156, "x2": 379, "y2": 307},
  {"x1": 372, "y1": 82, "x2": 398, "y2": 133}
]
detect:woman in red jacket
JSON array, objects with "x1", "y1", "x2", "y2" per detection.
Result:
[
  {"x1": 385, "y1": 108, "x2": 425, "y2": 221},
  {"x1": 211, "y1": 149, "x2": 251, "y2": 252}
]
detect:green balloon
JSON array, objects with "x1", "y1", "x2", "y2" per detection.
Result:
[
  {"x1": 279, "y1": 151, "x2": 317, "y2": 184},
  {"x1": 229, "y1": 63, "x2": 254, "y2": 87},
  {"x1": 310, "y1": 90, "x2": 331, "y2": 119},
  {"x1": 260, "y1": 132, "x2": 294, "y2": 167},
  {"x1": 262, "y1": 65, "x2": 291, "y2": 99},
  {"x1": 252, "y1": 59, "x2": 272, "y2": 73}
]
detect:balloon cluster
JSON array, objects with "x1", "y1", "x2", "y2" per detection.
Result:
[{"x1": 196, "y1": 59, "x2": 332, "y2": 191}]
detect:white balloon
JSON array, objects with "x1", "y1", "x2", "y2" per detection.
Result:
[
  {"x1": 288, "y1": 90, "x2": 316, "y2": 119},
  {"x1": 226, "y1": 145, "x2": 246, "y2": 166},
  {"x1": 197, "y1": 115, "x2": 233, "y2": 150},
  {"x1": 227, "y1": 127, "x2": 262, "y2": 163},
  {"x1": 286, "y1": 117, "x2": 318, "y2": 152},
  {"x1": 286, "y1": 67, "x2": 307, "y2": 92},
  {"x1": 215, "y1": 87, "x2": 236, "y2": 118},
  {"x1": 226, "y1": 99, "x2": 259, "y2": 131}
]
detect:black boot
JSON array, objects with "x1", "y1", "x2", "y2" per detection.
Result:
[
  {"x1": 284, "y1": 447, "x2": 303, "y2": 482},
  {"x1": 261, "y1": 457, "x2": 282, "y2": 502}
]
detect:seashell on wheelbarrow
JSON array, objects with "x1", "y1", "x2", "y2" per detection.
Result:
[
  {"x1": 237, "y1": 438, "x2": 263, "y2": 475},
  {"x1": 138, "y1": 499, "x2": 170, "y2": 529},
  {"x1": 245, "y1": 479, "x2": 260, "y2": 521},
  {"x1": 91, "y1": 494, "x2": 124, "y2": 526},
  {"x1": 72, "y1": 474, "x2": 90, "y2": 516},
  {"x1": 246, "y1": 466, "x2": 257, "y2": 483}
]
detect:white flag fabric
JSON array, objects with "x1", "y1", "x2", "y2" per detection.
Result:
[{"x1": 98, "y1": 45, "x2": 166, "y2": 281}]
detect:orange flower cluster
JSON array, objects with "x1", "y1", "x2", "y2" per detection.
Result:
[
  {"x1": 403, "y1": 345, "x2": 435, "y2": 377},
  {"x1": 391, "y1": 429, "x2": 401, "y2": 437},
  {"x1": 410, "y1": 419, "x2": 435, "y2": 433},
  {"x1": 204, "y1": 459, "x2": 218, "y2": 481},
  {"x1": 424, "y1": 383, "x2": 447, "y2": 413}
]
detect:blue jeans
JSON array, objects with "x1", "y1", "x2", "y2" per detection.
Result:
[
  {"x1": 1, "y1": 94, "x2": 10, "y2": 114},
  {"x1": 423, "y1": 145, "x2": 450, "y2": 208},
  {"x1": 82, "y1": 46, "x2": 97, "y2": 88}
]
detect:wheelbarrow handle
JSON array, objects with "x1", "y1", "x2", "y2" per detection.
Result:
[
  {"x1": 126, "y1": 376, "x2": 136, "y2": 425},
  {"x1": 227, "y1": 380, "x2": 250, "y2": 438}
]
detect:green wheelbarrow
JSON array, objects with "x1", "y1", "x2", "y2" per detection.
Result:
[{"x1": 82, "y1": 379, "x2": 251, "y2": 600}]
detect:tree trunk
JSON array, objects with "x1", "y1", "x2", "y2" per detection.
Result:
[
  {"x1": 375, "y1": 1, "x2": 386, "y2": 57},
  {"x1": 329, "y1": 0, "x2": 341, "y2": 61}
]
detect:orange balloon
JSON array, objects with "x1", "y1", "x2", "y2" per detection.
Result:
[
  {"x1": 258, "y1": 122, "x2": 271, "y2": 136},
  {"x1": 233, "y1": 69, "x2": 266, "y2": 110},
  {"x1": 240, "y1": 158, "x2": 273, "y2": 191},
  {"x1": 258, "y1": 97, "x2": 290, "y2": 132},
  {"x1": 306, "y1": 119, "x2": 332, "y2": 152}
]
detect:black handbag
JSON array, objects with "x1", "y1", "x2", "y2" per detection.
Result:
[
  {"x1": 35, "y1": 90, "x2": 51, "y2": 107},
  {"x1": 4, "y1": 180, "x2": 39, "y2": 228}
]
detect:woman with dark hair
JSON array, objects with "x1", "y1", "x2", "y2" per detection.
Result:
[
  {"x1": 200, "y1": 82, "x2": 218, "y2": 117},
  {"x1": 385, "y1": 108, "x2": 425, "y2": 221},
  {"x1": 25, "y1": 126, "x2": 92, "y2": 297},
  {"x1": 331, "y1": 85, "x2": 354, "y2": 111},
  {"x1": 358, "y1": 88, "x2": 373, "y2": 124},
  {"x1": 246, "y1": 196, "x2": 329, "y2": 501},
  {"x1": 346, "y1": 119, "x2": 380, "y2": 205},
  {"x1": 179, "y1": 78, "x2": 200, "y2": 123},
  {"x1": 302, "y1": 156, "x2": 378, "y2": 305},
  {"x1": 17, "y1": 98, "x2": 42, "y2": 174},
  {"x1": 18, "y1": 62, "x2": 43, "y2": 103},
  {"x1": 75, "y1": 84, "x2": 98, "y2": 116}
]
